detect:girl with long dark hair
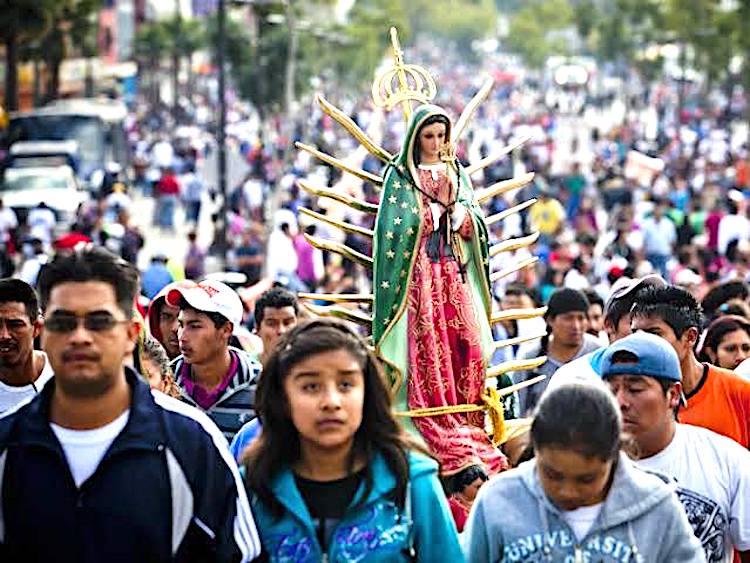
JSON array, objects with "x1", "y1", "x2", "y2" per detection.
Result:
[{"x1": 242, "y1": 319, "x2": 463, "y2": 562}]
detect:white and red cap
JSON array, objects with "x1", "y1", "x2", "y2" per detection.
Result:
[{"x1": 166, "y1": 280, "x2": 243, "y2": 327}]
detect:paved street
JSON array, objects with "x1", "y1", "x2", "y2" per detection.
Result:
[{"x1": 132, "y1": 143, "x2": 250, "y2": 273}]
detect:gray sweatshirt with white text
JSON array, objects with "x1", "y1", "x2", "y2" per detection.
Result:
[{"x1": 462, "y1": 452, "x2": 705, "y2": 563}]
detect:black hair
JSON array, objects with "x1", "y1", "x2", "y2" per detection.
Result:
[
  {"x1": 254, "y1": 287, "x2": 299, "y2": 326},
  {"x1": 630, "y1": 286, "x2": 704, "y2": 338},
  {"x1": 532, "y1": 381, "x2": 621, "y2": 461},
  {"x1": 0, "y1": 278, "x2": 39, "y2": 320},
  {"x1": 37, "y1": 246, "x2": 138, "y2": 317},
  {"x1": 446, "y1": 464, "x2": 488, "y2": 495},
  {"x1": 413, "y1": 114, "x2": 450, "y2": 165},
  {"x1": 243, "y1": 319, "x2": 427, "y2": 519},
  {"x1": 701, "y1": 280, "x2": 750, "y2": 321},
  {"x1": 179, "y1": 300, "x2": 230, "y2": 330},
  {"x1": 583, "y1": 289, "x2": 604, "y2": 310},
  {"x1": 504, "y1": 283, "x2": 529, "y2": 298},
  {"x1": 605, "y1": 290, "x2": 640, "y2": 328},
  {"x1": 698, "y1": 315, "x2": 750, "y2": 364}
]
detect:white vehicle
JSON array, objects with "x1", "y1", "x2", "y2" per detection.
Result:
[{"x1": 0, "y1": 165, "x2": 88, "y2": 225}]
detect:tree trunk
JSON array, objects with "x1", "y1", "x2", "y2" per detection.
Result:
[
  {"x1": 85, "y1": 57, "x2": 94, "y2": 98},
  {"x1": 4, "y1": 35, "x2": 19, "y2": 111},
  {"x1": 284, "y1": 0, "x2": 297, "y2": 117},
  {"x1": 33, "y1": 57, "x2": 42, "y2": 107},
  {"x1": 45, "y1": 56, "x2": 62, "y2": 103},
  {"x1": 172, "y1": 49, "x2": 180, "y2": 124}
]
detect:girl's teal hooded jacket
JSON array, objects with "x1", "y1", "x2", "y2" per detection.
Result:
[{"x1": 250, "y1": 450, "x2": 464, "y2": 562}]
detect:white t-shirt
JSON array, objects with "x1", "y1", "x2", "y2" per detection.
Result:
[
  {"x1": 636, "y1": 423, "x2": 750, "y2": 563},
  {"x1": 0, "y1": 352, "x2": 54, "y2": 414},
  {"x1": 0, "y1": 206, "x2": 18, "y2": 238},
  {"x1": 561, "y1": 502, "x2": 603, "y2": 542},
  {"x1": 50, "y1": 409, "x2": 130, "y2": 488}
]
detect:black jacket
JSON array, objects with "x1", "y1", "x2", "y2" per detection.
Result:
[{"x1": 0, "y1": 367, "x2": 260, "y2": 562}]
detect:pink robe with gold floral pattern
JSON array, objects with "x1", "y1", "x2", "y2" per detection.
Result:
[{"x1": 406, "y1": 168, "x2": 507, "y2": 475}]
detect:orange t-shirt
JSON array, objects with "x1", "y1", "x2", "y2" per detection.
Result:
[{"x1": 678, "y1": 364, "x2": 750, "y2": 448}]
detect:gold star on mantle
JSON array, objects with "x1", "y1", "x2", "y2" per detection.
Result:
[
  {"x1": 381, "y1": 281, "x2": 390, "y2": 289},
  {"x1": 388, "y1": 195, "x2": 397, "y2": 204},
  {"x1": 386, "y1": 231, "x2": 394, "y2": 240},
  {"x1": 386, "y1": 249, "x2": 396, "y2": 259},
  {"x1": 394, "y1": 217, "x2": 402, "y2": 225}
]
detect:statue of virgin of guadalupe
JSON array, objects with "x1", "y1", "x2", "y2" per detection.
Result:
[
  {"x1": 295, "y1": 28, "x2": 548, "y2": 488},
  {"x1": 372, "y1": 104, "x2": 507, "y2": 475}
]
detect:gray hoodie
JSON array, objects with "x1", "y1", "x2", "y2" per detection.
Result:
[{"x1": 463, "y1": 452, "x2": 705, "y2": 563}]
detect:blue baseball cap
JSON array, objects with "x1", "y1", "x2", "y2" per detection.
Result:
[{"x1": 600, "y1": 332, "x2": 681, "y2": 382}]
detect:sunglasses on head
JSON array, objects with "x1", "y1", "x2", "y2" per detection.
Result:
[{"x1": 44, "y1": 311, "x2": 128, "y2": 333}]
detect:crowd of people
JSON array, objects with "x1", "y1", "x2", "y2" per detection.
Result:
[
  {"x1": 0, "y1": 35, "x2": 749, "y2": 562},
  {"x1": 0, "y1": 245, "x2": 749, "y2": 561}
]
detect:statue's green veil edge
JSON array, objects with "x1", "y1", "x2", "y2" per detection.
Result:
[{"x1": 372, "y1": 104, "x2": 494, "y2": 419}]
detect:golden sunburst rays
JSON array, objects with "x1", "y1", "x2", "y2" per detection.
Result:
[
  {"x1": 316, "y1": 94, "x2": 394, "y2": 164},
  {"x1": 466, "y1": 136, "x2": 531, "y2": 177},
  {"x1": 297, "y1": 292, "x2": 374, "y2": 304},
  {"x1": 298, "y1": 180, "x2": 379, "y2": 215},
  {"x1": 490, "y1": 307, "x2": 548, "y2": 325},
  {"x1": 492, "y1": 332, "x2": 548, "y2": 352},
  {"x1": 452, "y1": 77, "x2": 494, "y2": 145},
  {"x1": 485, "y1": 198, "x2": 538, "y2": 226},
  {"x1": 299, "y1": 207, "x2": 374, "y2": 239},
  {"x1": 476, "y1": 172, "x2": 536, "y2": 205},
  {"x1": 489, "y1": 232, "x2": 541, "y2": 257},
  {"x1": 302, "y1": 302, "x2": 373, "y2": 327},
  {"x1": 303, "y1": 234, "x2": 373, "y2": 269},
  {"x1": 295, "y1": 142, "x2": 384, "y2": 187},
  {"x1": 490, "y1": 257, "x2": 540, "y2": 283}
]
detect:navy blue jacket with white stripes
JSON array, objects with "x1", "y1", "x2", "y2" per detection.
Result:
[{"x1": 0, "y1": 367, "x2": 261, "y2": 562}]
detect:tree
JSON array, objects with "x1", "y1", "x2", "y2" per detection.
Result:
[
  {"x1": 505, "y1": 0, "x2": 573, "y2": 68},
  {"x1": 133, "y1": 21, "x2": 171, "y2": 106},
  {"x1": 37, "y1": 0, "x2": 100, "y2": 103},
  {"x1": 0, "y1": 0, "x2": 52, "y2": 110},
  {"x1": 408, "y1": 0, "x2": 497, "y2": 56}
]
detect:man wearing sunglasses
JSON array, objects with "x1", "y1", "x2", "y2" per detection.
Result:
[
  {"x1": 0, "y1": 278, "x2": 54, "y2": 413},
  {"x1": 0, "y1": 247, "x2": 260, "y2": 561},
  {"x1": 166, "y1": 279, "x2": 261, "y2": 441}
]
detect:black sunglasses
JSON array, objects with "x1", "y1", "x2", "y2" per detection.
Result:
[{"x1": 44, "y1": 312, "x2": 129, "y2": 333}]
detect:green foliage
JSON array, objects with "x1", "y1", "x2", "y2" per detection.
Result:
[
  {"x1": 505, "y1": 0, "x2": 573, "y2": 68},
  {"x1": 133, "y1": 21, "x2": 171, "y2": 64},
  {"x1": 409, "y1": 0, "x2": 498, "y2": 55}
]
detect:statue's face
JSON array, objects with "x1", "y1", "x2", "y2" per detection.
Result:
[{"x1": 418, "y1": 121, "x2": 447, "y2": 164}]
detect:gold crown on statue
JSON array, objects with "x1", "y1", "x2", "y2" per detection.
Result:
[{"x1": 371, "y1": 27, "x2": 437, "y2": 121}]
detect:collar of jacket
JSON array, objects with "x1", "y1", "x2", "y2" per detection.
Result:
[
  {"x1": 9, "y1": 366, "x2": 165, "y2": 455},
  {"x1": 172, "y1": 346, "x2": 260, "y2": 405},
  {"x1": 521, "y1": 451, "x2": 673, "y2": 531},
  {"x1": 268, "y1": 450, "x2": 396, "y2": 533}
]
